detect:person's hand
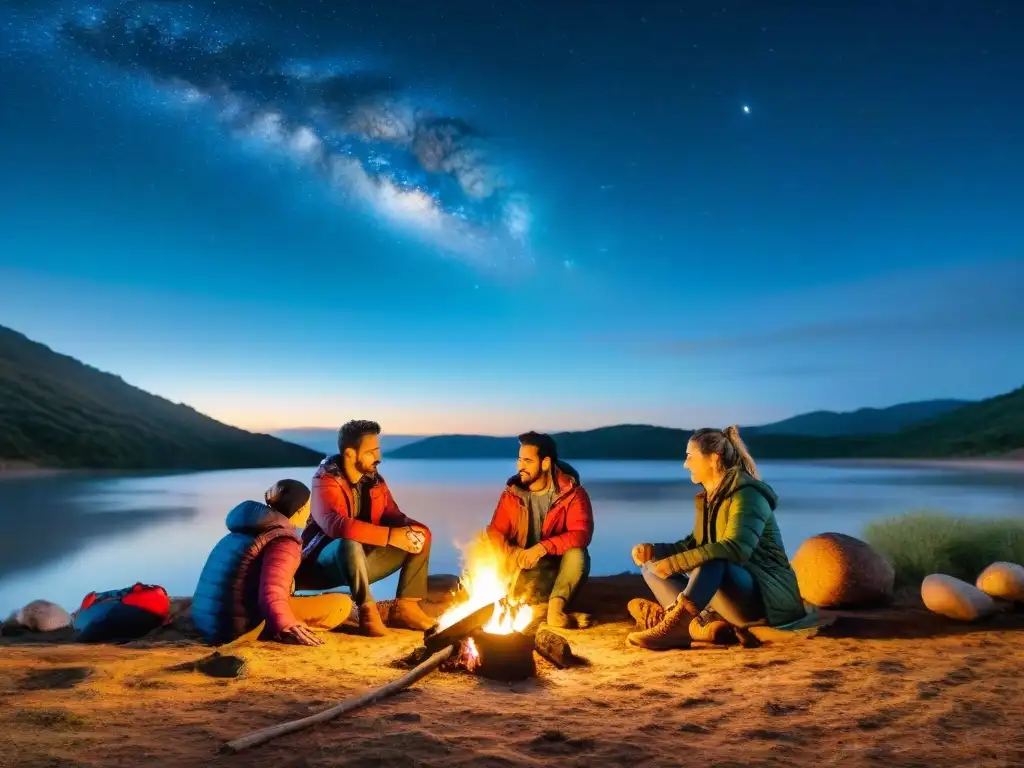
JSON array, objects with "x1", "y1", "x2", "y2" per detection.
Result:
[
  {"x1": 516, "y1": 543, "x2": 547, "y2": 570},
  {"x1": 649, "y1": 558, "x2": 675, "y2": 579},
  {"x1": 631, "y1": 543, "x2": 655, "y2": 566},
  {"x1": 388, "y1": 526, "x2": 427, "y2": 554},
  {"x1": 507, "y1": 546, "x2": 525, "y2": 569},
  {"x1": 277, "y1": 623, "x2": 324, "y2": 647}
]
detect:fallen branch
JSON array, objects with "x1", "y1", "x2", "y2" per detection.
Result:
[{"x1": 220, "y1": 644, "x2": 455, "y2": 754}]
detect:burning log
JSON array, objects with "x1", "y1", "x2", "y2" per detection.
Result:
[
  {"x1": 534, "y1": 627, "x2": 575, "y2": 669},
  {"x1": 423, "y1": 603, "x2": 495, "y2": 655}
]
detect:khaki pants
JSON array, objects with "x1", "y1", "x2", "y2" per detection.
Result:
[{"x1": 289, "y1": 592, "x2": 353, "y2": 631}]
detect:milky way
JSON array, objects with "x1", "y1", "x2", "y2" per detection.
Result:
[{"x1": 1, "y1": 0, "x2": 533, "y2": 269}]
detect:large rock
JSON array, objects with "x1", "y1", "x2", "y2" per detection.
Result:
[
  {"x1": 976, "y1": 561, "x2": 1024, "y2": 603},
  {"x1": 791, "y1": 532, "x2": 894, "y2": 608},
  {"x1": 922, "y1": 574, "x2": 998, "y2": 621}
]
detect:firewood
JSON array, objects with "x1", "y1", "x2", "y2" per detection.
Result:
[
  {"x1": 534, "y1": 627, "x2": 574, "y2": 669},
  {"x1": 220, "y1": 645, "x2": 455, "y2": 754}
]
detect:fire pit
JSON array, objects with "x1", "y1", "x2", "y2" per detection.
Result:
[
  {"x1": 418, "y1": 593, "x2": 539, "y2": 680},
  {"x1": 463, "y1": 628, "x2": 536, "y2": 681},
  {"x1": 396, "y1": 541, "x2": 580, "y2": 680}
]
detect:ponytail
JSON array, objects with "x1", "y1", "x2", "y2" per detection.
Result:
[{"x1": 722, "y1": 425, "x2": 759, "y2": 479}]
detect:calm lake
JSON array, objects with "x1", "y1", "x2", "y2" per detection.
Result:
[{"x1": 2, "y1": 459, "x2": 1023, "y2": 617}]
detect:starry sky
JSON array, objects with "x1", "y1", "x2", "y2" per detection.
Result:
[{"x1": 1, "y1": 1, "x2": 1022, "y2": 435}]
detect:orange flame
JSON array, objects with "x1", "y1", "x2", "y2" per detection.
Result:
[
  {"x1": 435, "y1": 534, "x2": 533, "y2": 636},
  {"x1": 463, "y1": 637, "x2": 480, "y2": 671}
]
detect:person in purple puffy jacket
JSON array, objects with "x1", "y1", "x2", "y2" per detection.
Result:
[{"x1": 192, "y1": 480, "x2": 352, "y2": 646}]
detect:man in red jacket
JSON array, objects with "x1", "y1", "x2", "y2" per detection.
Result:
[
  {"x1": 296, "y1": 420, "x2": 434, "y2": 637},
  {"x1": 486, "y1": 432, "x2": 595, "y2": 629}
]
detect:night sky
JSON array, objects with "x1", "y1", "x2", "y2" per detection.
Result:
[{"x1": 1, "y1": 1, "x2": 1022, "y2": 434}]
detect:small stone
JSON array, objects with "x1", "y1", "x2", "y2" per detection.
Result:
[
  {"x1": 922, "y1": 574, "x2": 997, "y2": 621},
  {"x1": 975, "y1": 561, "x2": 1024, "y2": 603},
  {"x1": 3, "y1": 600, "x2": 72, "y2": 634},
  {"x1": 195, "y1": 654, "x2": 247, "y2": 678}
]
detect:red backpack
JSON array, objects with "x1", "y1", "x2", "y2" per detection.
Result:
[{"x1": 74, "y1": 583, "x2": 171, "y2": 643}]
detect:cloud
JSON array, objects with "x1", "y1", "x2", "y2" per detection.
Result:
[
  {"x1": 637, "y1": 261, "x2": 1024, "y2": 357},
  {"x1": 44, "y1": 1, "x2": 531, "y2": 269}
]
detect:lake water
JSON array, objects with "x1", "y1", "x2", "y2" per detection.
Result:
[{"x1": 2, "y1": 459, "x2": 1023, "y2": 617}]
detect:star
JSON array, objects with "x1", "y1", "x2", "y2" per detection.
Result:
[{"x1": 742, "y1": 105, "x2": 751, "y2": 114}]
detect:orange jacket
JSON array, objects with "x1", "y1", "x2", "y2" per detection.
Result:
[
  {"x1": 486, "y1": 462, "x2": 594, "y2": 557},
  {"x1": 300, "y1": 456, "x2": 427, "y2": 559}
]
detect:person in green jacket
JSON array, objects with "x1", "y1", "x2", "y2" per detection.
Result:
[{"x1": 626, "y1": 426, "x2": 805, "y2": 651}]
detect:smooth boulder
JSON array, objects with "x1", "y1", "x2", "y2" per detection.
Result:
[
  {"x1": 922, "y1": 574, "x2": 998, "y2": 621},
  {"x1": 791, "y1": 532, "x2": 895, "y2": 608},
  {"x1": 976, "y1": 561, "x2": 1024, "y2": 603},
  {"x1": 2, "y1": 600, "x2": 72, "y2": 634}
]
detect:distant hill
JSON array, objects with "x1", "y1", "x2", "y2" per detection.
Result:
[
  {"x1": 754, "y1": 399, "x2": 971, "y2": 436},
  {"x1": 865, "y1": 385, "x2": 1024, "y2": 458},
  {"x1": 272, "y1": 428, "x2": 426, "y2": 456},
  {"x1": 386, "y1": 426, "x2": 865, "y2": 461},
  {"x1": 387, "y1": 388, "x2": 1022, "y2": 461},
  {"x1": 0, "y1": 326, "x2": 324, "y2": 471}
]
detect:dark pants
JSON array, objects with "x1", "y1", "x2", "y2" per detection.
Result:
[
  {"x1": 641, "y1": 558, "x2": 764, "y2": 627},
  {"x1": 512, "y1": 547, "x2": 590, "y2": 606},
  {"x1": 299, "y1": 538, "x2": 430, "y2": 606}
]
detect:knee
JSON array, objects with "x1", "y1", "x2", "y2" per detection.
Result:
[
  {"x1": 561, "y1": 547, "x2": 587, "y2": 565},
  {"x1": 324, "y1": 593, "x2": 354, "y2": 626},
  {"x1": 559, "y1": 547, "x2": 589, "y2": 575},
  {"x1": 336, "y1": 538, "x2": 363, "y2": 562}
]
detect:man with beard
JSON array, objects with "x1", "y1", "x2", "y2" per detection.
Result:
[
  {"x1": 486, "y1": 432, "x2": 595, "y2": 629},
  {"x1": 295, "y1": 420, "x2": 434, "y2": 637}
]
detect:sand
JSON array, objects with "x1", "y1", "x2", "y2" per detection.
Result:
[{"x1": 2, "y1": 575, "x2": 1023, "y2": 768}]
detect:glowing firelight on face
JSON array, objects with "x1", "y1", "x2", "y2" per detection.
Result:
[{"x1": 435, "y1": 536, "x2": 533, "y2": 635}]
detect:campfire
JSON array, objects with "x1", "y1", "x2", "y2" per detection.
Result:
[
  {"x1": 424, "y1": 538, "x2": 539, "y2": 681},
  {"x1": 224, "y1": 537, "x2": 578, "y2": 755}
]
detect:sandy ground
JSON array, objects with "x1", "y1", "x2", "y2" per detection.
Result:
[{"x1": 2, "y1": 575, "x2": 1023, "y2": 768}]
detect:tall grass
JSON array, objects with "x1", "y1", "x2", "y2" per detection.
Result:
[{"x1": 863, "y1": 511, "x2": 1024, "y2": 588}]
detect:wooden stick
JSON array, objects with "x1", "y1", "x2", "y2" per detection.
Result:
[{"x1": 220, "y1": 644, "x2": 455, "y2": 754}]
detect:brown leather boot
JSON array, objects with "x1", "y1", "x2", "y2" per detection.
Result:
[
  {"x1": 688, "y1": 609, "x2": 736, "y2": 645},
  {"x1": 627, "y1": 598, "x2": 665, "y2": 630},
  {"x1": 358, "y1": 602, "x2": 389, "y2": 637},
  {"x1": 626, "y1": 595, "x2": 699, "y2": 650},
  {"x1": 389, "y1": 598, "x2": 434, "y2": 631},
  {"x1": 547, "y1": 598, "x2": 572, "y2": 629}
]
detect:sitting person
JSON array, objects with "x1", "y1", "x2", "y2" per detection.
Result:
[
  {"x1": 627, "y1": 426, "x2": 805, "y2": 650},
  {"x1": 294, "y1": 420, "x2": 434, "y2": 637},
  {"x1": 192, "y1": 479, "x2": 352, "y2": 646},
  {"x1": 486, "y1": 431, "x2": 595, "y2": 629}
]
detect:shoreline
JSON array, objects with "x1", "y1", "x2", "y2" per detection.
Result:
[
  {"x1": 4, "y1": 455, "x2": 1024, "y2": 479},
  {"x1": 818, "y1": 457, "x2": 1024, "y2": 473}
]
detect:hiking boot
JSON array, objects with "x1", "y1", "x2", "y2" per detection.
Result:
[
  {"x1": 358, "y1": 602, "x2": 390, "y2": 637},
  {"x1": 389, "y1": 598, "x2": 434, "y2": 631},
  {"x1": 688, "y1": 610, "x2": 736, "y2": 645},
  {"x1": 547, "y1": 598, "x2": 572, "y2": 629},
  {"x1": 626, "y1": 595, "x2": 699, "y2": 651},
  {"x1": 627, "y1": 598, "x2": 665, "y2": 630}
]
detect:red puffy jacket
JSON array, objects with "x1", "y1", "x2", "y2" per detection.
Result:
[{"x1": 487, "y1": 462, "x2": 594, "y2": 557}]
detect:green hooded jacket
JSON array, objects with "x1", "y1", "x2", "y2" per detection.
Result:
[{"x1": 661, "y1": 468, "x2": 805, "y2": 627}]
